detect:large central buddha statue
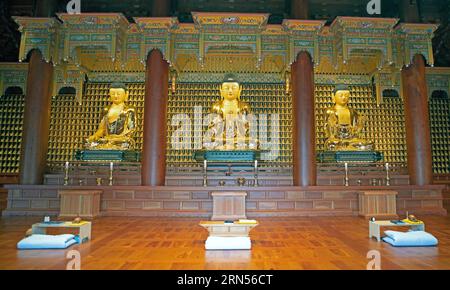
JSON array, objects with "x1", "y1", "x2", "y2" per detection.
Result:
[
  {"x1": 324, "y1": 85, "x2": 373, "y2": 151},
  {"x1": 85, "y1": 83, "x2": 137, "y2": 150},
  {"x1": 203, "y1": 74, "x2": 257, "y2": 150}
]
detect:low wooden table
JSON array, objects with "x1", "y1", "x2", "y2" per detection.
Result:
[
  {"x1": 200, "y1": 221, "x2": 258, "y2": 237},
  {"x1": 369, "y1": 220, "x2": 425, "y2": 242},
  {"x1": 199, "y1": 221, "x2": 258, "y2": 250},
  {"x1": 31, "y1": 221, "x2": 92, "y2": 244}
]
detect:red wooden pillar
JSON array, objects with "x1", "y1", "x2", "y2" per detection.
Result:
[
  {"x1": 291, "y1": 51, "x2": 316, "y2": 186},
  {"x1": 401, "y1": 54, "x2": 433, "y2": 185},
  {"x1": 141, "y1": 49, "x2": 169, "y2": 186},
  {"x1": 19, "y1": 50, "x2": 53, "y2": 184}
]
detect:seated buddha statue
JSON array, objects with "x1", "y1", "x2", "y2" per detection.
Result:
[
  {"x1": 85, "y1": 83, "x2": 137, "y2": 150},
  {"x1": 324, "y1": 85, "x2": 373, "y2": 151},
  {"x1": 203, "y1": 74, "x2": 258, "y2": 150}
]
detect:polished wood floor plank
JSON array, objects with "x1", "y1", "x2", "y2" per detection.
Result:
[{"x1": 0, "y1": 216, "x2": 449, "y2": 270}]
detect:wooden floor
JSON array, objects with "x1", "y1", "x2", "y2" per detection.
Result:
[{"x1": 0, "y1": 215, "x2": 449, "y2": 270}]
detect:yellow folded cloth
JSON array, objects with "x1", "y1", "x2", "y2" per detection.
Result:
[
  {"x1": 67, "y1": 221, "x2": 89, "y2": 226},
  {"x1": 236, "y1": 219, "x2": 258, "y2": 224},
  {"x1": 401, "y1": 218, "x2": 424, "y2": 225}
]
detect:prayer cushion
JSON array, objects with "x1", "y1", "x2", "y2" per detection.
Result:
[
  {"x1": 382, "y1": 230, "x2": 438, "y2": 247},
  {"x1": 17, "y1": 234, "x2": 77, "y2": 249}
]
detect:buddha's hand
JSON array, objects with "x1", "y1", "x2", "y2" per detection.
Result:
[
  {"x1": 87, "y1": 135, "x2": 98, "y2": 143},
  {"x1": 105, "y1": 134, "x2": 123, "y2": 141}
]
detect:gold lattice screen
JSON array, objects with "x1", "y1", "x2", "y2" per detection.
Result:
[
  {"x1": 0, "y1": 94, "x2": 24, "y2": 173},
  {"x1": 429, "y1": 96, "x2": 450, "y2": 174},
  {"x1": 315, "y1": 85, "x2": 408, "y2": 165}
]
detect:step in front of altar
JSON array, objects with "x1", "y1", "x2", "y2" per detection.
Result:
[{"x1": 3, "y1": 185, "x2": 446, "y2": 217}]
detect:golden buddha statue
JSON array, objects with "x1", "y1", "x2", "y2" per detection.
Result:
[
  {"x1": 203, "y1": 74, "x2": 257, "y2": 150},
  {"x1": 324, "y1": 85, "x2": 373, "y2": 151},
  {"x1": 85, "y1": 83, "x2": 136, "y2": 150}
]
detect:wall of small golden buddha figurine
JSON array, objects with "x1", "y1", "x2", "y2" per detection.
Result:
[
  {"x1": 0, "y1": 94, "x2": 24, "y2": 173},
  {"x1": 47, "y1": 94, "x2": 84, "y2": 163},
  {"x1": 428, "y1": 94, "x2": 450, "y2": 174},
  {"x1": 0, "y1": 81, "x2": 449, "y2": 174}
]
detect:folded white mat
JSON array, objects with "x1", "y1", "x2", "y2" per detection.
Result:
[
  {"x1": 17, "y1": 234, "x2": 77, "y2": 249},
  {"x1": 205, "y1": 236, "x2": 252, "y2": 250}
]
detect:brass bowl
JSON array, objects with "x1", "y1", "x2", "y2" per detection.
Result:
[
  {"x1": 408, "y1": 214, "x2": 418, "y2": 222},
  {"x1": 237, "y1": 177, "x2": 246, "y2": 186}
]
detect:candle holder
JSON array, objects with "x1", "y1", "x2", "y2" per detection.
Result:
[
  {"x1": 203, "y1": 160, "x2": 207, "y2": 187},
  {"x1": 344, "y1": 162, "x2": 349, "y2": 186},
  {"x1": 64, "y1": 161, "x2": 69, "y2": 186},
  {"x1": 385, "y1": 162, "x2": 390, "y2": 186},
  {"x1": 254, "y1": 160, "x2": 258, "y2": 187},
  {"x1": 109, "y1": 162, "x2": 114, "y2": 186}
]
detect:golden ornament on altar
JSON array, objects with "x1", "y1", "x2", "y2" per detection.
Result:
[
  {"x1": 324, "y1": 85, "x2": 374, "y2": 151},
  {"x1": 85, "y1": 83, "x2": 137, "y2": 150},
  {"x1": 25, "y1": 228, "x2": 32, "y2": 237}
]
